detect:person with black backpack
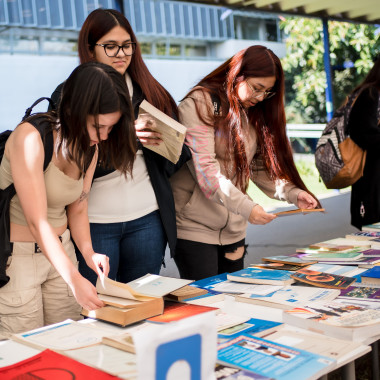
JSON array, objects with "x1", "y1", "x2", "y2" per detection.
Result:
[
  {"x1": 0, "y1": 62, "x2": 136, "y2": 338},
  {"x1": 348, "y1": 57, "x2": 380, "y2": 230}
]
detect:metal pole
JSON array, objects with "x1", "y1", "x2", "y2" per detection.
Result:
[{"x1": 322, "y1": 18, "x2": 334, "y2": 122}]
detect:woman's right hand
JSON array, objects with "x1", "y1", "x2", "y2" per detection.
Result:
[
  {"x1": 69, "y1": 273, "x2": 105, "y2": 311},
  {"x1": 248, "y1": 204, "x2": 277, "y2": 225}
]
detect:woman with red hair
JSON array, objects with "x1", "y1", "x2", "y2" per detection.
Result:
[{"x1": 170, "y1": 45, "x2": 319, "y2": 280}]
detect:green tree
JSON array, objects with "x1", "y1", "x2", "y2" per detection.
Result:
[{"x1": 281, "y1": 18, "x2": 380, "y2": 123}]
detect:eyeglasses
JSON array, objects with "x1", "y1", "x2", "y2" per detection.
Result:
[
  {"x1": 94, "y1": 42, "x2": 136, "y2": 57},
  {"x1": 246, "y1": 80, "x2": 276, "y2": 100}
]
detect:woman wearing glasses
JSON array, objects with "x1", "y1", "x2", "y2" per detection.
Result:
[
  {"x1": 50, "y1": 9, "x2": 190, "y2": 285},
  {"x1": 170, "y1": 45, "x2": 319, "y2": 280}
]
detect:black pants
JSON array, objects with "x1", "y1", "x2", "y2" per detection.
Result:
[{"x1": 174, "y1": 238, "x2": 247, "y2": 280}]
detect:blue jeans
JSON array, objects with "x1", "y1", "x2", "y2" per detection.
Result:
[{"x1": 78, "y1": 210, "x2": 167, "y2": 285}]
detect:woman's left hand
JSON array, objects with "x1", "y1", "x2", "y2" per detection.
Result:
[
  {"x1": 87, "y1": 253, "x2": 110, "y2": 279},
  {"x1": 135, "y1": 113, "x2": 162, "y2": 146},
  {"x1": 296, "y1": 191, "x2": 318, "y2": 209}
]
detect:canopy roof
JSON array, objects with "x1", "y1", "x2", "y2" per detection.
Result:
[{"x1": 192, "y1": 0, "x2": 380, "y2": 24}]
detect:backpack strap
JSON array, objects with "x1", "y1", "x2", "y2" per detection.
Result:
[
  {"x1": 23, "y1": 98, "x2": 54, "y2": 171},
  {"x1": 23, "y1": 97, "x2": 55, "y2": 121}
]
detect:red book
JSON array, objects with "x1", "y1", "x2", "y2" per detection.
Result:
[
  {"x1": 147, "y1": 301, "x2": 218, "y2": 323},
  {"x1": 0, "y1": 349, "x2": 119, "y2": 379}
]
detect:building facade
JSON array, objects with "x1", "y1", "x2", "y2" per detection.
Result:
[{"x1": 0, "y1": 0, "x2": 285, "y2": 131}]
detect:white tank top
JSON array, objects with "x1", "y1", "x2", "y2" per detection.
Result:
[{"x1": 87, "y1": 73, "x2": 158, "y2": 223}]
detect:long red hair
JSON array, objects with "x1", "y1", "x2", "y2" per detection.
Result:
[
  {"x1": 189, "y1": 45, "x2": 316, "y2": 200},
  {"x1": 78, "y1": 8, "x2": 178, "y2": 118}
]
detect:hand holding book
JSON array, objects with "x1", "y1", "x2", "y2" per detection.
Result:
[{"x1": 135, "y1": 113, "x2": 163, "y2": 146}]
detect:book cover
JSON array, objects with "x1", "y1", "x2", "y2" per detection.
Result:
[
  {"x1": 307, "y1": 243, "x2": 355, "y2": 251},
  {"x1": 183, "y1": 290, "x2": 225, "y2": 306},
  {"x1": 249, "y1": 262, "x2": 302, "y2": 271},
  {"x1": 314, "y1": 256, "x2": 380, "y2": 267},
  {"x1": 218, "y1": 318, "x2": 282, "y2": 341},
  {"x1": 361, "y1": 249, "x2": 380, "y2": 257},
  {"x1": 146, "y1": 300, "x2": 218, "y2": 323},
  {"x1": 260, "y1": 326, "x2": 369, "y2": 361},
  {"x1": 262, "y1": 255, "x2": 317, "y2": 266},
  {"x1": 283, "y1": 301, "x2": 380, "y2": 341},
  {"x1": 217, "y1": 334, "x2": 335, "y2": 380},
  {"x1": 214, "y1": 363, "x2": 274, "y2": 379},
  {"x1": 300, "y1": 250, "x2": 364, "y2": 262},
  {"x1": 165, "y1": 284, "x2": 208, "y2": 301},
  {"x1": 339, "y1": 285, "x2": 380, "y2": 301},
  {"x1": 274, "y1": 208, "x2": 325, "y2": 217},
  {"x1": 191, "y1": 273, "x2": 229, "y2": 290},
  {"x1": 138, "y1": 100, "x2": 187, "y2": 164},
  {"x1": 297, "y1": 247, "x2": 363, "y2": 255},
  {"x1": 227, "y1": 268, "x2": 295, "y2": 285},
  {"x1": 305, "y1": 263, "x2": 366, "y2": 277},
  {"x1": 0, "y1": 349, "x2": 119, "y2": 379},
  {"x1": 360, "y1": 266, "x2": 380, "y2": 285},
  {"x1": 11, "y1": 320, "x2": 112, "y2": 351},
  {"x1": 235, "y1": 285, "x2": 340, "y2": 309},
  {"x1": 291, "y1": 268, "x2": 356, "y2": 289}
]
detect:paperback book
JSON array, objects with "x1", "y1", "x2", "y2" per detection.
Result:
[
  {"x1": 259, "y1": 325, "x2": 369, "y2": 361},
  {"x1": 214, "y1": 363, "x2": 273, "y2": 380},
  {"x1": 235, "y1": 285, "x2": 340, "y2": 309},
  {"x1": 0, "y1": 349, "x2": 119, "y2": 379},
  {"x1": 138, "y1": 100, "x2": 187, "y2": 164},
  {"x1": 346, "y1": 231, "x2": 380, "y2": 241},
  {"x1": 217, "y1": 318, "x2": 282, "y2": 342},
  {"x1": 290, "y1": 268, "x2": 356, "y2": 289},
  {"x1": 249, "y1": 262, "x2": 302, "y2": 271},
  {"x1": 362, "y1": 222, "x2": 380, "y2": 232},
  {"x1": 146, "y1": 300, "x2": 218, "y2": 323},
  {"x1": 307, "y1": 243, "x2": 355, "y2": 251},
  {"x1": 217, "y1": 334, "x2": 335, "y2": 380},
  {"x1": 300, "y1": 250, "x2": 364, "y2": 262},
  {"x1": 360, "y1": 266, "x2": 380, "y2": 286},
  {"x1": 305, "y1": 263, "x2": 366, "y2": 277},
  {"x1": 191, "y1": 273, "x2": 229, "y2": 291},
  {"x1": 338, "y1": 285, "x2": 380, "y2": 301},
  {"x1": 296, "y1": 247, "x2": 362, "y2": 255},
  {"x1": 274, "y1": 208, "x2": 325, "y2": 217},
  {"x1": 283, "y1": 300, "x2": 380, "y2": 341},
  {"x1": 227, "y1": 267, "x2": 295, "y2": 286},
  {"x1": 262, "y1": 255, "x2": 316, "y2": 266}
]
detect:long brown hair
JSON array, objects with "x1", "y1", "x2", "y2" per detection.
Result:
[
  {"x1": 78, "y1": 8, "x2": 178, "y2": 118},
  {"x1": 189, "y1": 45, "x2": 317, "y2": 201},
  {"x1": 59, "y1": 62, "x2": 136, "y2": 175}
]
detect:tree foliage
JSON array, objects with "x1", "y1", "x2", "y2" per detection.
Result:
[{"x1": 281, "y1": 18, "x2": 380, "y2": 123}]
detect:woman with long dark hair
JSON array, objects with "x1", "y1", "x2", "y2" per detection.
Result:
[
  {"x1": 170, "y1": 46, "x2": 319, "y2": 280},
  {"x1": 348, "y1": 57, "x2": 380, "y2": 229},
  {"x1": 0, "y1": 62, "x2": 136, "y2": 337},
  {"x1": 50, "y1": 9, "x2": 190, "y2": 285}
]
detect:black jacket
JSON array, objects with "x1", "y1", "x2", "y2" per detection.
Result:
[
  {"x1": 50, "y1": 81, "x2": 191, "y2": 257},
  {"x1": 348, "y1": 86, "x2": 380, "y2": 229}
]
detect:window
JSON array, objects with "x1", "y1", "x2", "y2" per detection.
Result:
[
  {"x1": 140, "y1": 42, "x2": 152, "y2": 55},
  {"x1": 266, "y1": 20, "x2": 278, "y2": 42}
]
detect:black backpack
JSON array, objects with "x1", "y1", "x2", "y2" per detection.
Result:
[{"x1": 0, "y1": 97, "x2": 54, "y2": 288}]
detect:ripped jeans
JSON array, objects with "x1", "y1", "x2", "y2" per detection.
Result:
[{"x1": 174, "y1": 238, "x2": 247, "y2": 280}]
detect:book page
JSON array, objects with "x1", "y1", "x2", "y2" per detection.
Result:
[
  {"x1": 138, "y1": 100, "x2": 187, "y2": 164},
  {"x1": 127, "y1": 274, "x2": 193, "y2": 298},
  {"x1": 96, "y1": 277, "x2": 153, "y2": 301},
  {"x1": 11, "y1": 320, "x2": 111, "y2": 351}
]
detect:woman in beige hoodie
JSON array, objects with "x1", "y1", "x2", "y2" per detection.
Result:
[{"x1": 170, "y1": 45, "x2": 319, "y2": 280}]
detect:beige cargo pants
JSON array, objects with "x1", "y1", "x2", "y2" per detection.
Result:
[{"x1": 0, "y1": 229, "x2": 82, "y2": 339}]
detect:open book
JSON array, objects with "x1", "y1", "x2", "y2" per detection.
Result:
[
  {"x1": 82, "y1": 275, "x2": 192, "y2": 326},
  {"x1": 138, "y1": 100, "x2": 187, "y2": 164}
]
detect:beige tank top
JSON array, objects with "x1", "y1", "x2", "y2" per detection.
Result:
[{"x1": 0, "y1": 155, "x2": 83, "y2": 227}]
